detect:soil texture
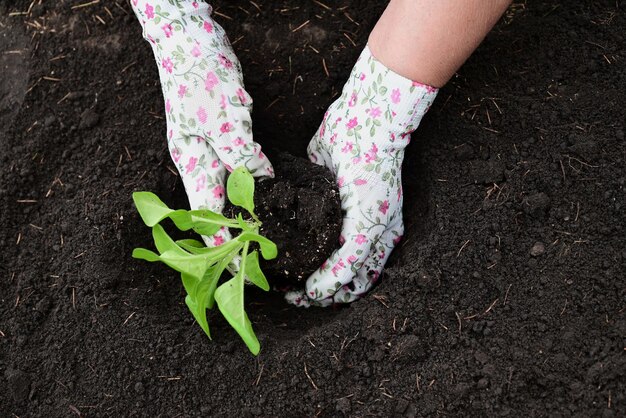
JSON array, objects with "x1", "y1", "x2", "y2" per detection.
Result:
[{"x1": 1, "y1": 1, "x2": 625, "y2": 417}]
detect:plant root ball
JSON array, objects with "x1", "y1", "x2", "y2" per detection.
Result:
[{"x1": 226, "y1": 153, "x2": 342, "y2": 284}]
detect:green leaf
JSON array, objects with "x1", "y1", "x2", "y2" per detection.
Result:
[
  {"x1": 244, "y1": 250, "x2": 269, "y2": 291},
  {"x1": 143, "y1": 250, "x2": 209, "y2": 280},
  {"x1": 188, "y1": 209, "x2": 236, "y2": 235},
  {"x1": 152, "y1": 224, "x2": 188, "y2": 256},
  {"x1": 132, "y1": 192, "x2": 177, "y2": 226},
  {"x1": 237, "y1": 232, "x2": 278, "y2": 260},
  {"x1": 177, "y1": 238, "x2": 241, "y2": 257},
  {"x1": 132, "y1": 192, "x2": 231, "y2": 236},
  {"x1": 176, "y1": 238, "x2": 205, "y2": 249},
  {"x1": 206, "y1": 253, "x2": 237, "y2": 309},
  {"x1": 215, "y1": 273, "x2": 260, "y2": 355},
  {"x1": 184, "y1": 252, "x2": 233, "y2": 338},
  {"x1": 227, "y1": 167, "x2": 255, "y2": 215},
  {"x1": 132, "y1": 247, "x2": 160, "y2": 262},
  {"x1": 188, "y1": 208, "x2": 219, "y2": 220},
  {"x1": 185, "y1": 294, "x2": 209, "y2": 337},
  {"x1": 235, "y1": 213, "x2": 250, "y2": 231},
  {"x1": 181, "y1": 272, "x2": 199, "y2": 297}
]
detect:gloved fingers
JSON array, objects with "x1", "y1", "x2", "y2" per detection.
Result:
[
  {"x1": 303, "y1": 193, "x2": 387, "y2": 303},
  {"x1": 344, "y1": 216, "x2": 404, "y2": 294},
  {"x1": 307, "y1": 133, "x2": 329, "y2": 168},
  {"x1": 198, "y1": 80, "x2": 274, "y2": 178},
  {"x1": 307, "y1": 113, "x2": 333, "y2": 169},
  {"x1": 284, "y1": 289, "x2": 312, "y2": 308},
  {"x1": 316, "y1": 216, "x2": 404, "y2": 304},
  {"x1": 168, "y1": 136, "x2": 228, "y2": 213},
  {"x1": 168, "y1": 137, "x2": 242, "y2": 274}
]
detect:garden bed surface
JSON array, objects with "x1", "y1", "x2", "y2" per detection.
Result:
[{"x1": 0, "y1": 1, "x2": 624, "y2": 416}]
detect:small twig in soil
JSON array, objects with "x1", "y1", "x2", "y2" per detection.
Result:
[
  {"x1": 455, "y1": 312, "x2": 462, "y2": 336},
  {"x1": 291, "y1": 20, "x2": 310, "y2": 33},
  {"x1": 339, "y1": 332, "x2": 359, "y2": 352},
  {"x1": 416, "y1": 373, "x2": 421, "y2": 393},
  {"x1": 292, "y1": 75, "x2": 303, "y2": 95},
  {"x1": 57, "y1": 92, "x2": 71, "y2": 105},
  {"x1": 504, "y1": 283, "x2": 512, "y2": 305},
  {"x1": 212, "y1": 10, "x2": 233, "y2": 20},
  {"x1": 304, "y1": 362, "x2": 318, "y2": 390},
  {"x1": 71, "y1": 0, "x2": 100, "y2": 10},
  {"x1": 484, "y1": 298, "x2": 499, "y2": 314},
  {"x1": 342, "y1": 32, "x2": 357, "y2": 47},
  {"x1": 265, "y1": 97, "x2": 281, "y2": 110},
  {"x1": 68, "y1": 404, "x2": 82, "y2": 417},
  {"x1": 322, "y1": 58, "x2": 329, "y2": 78},
  {"x1": 121, "y1": 61, "x2": 137, "y2": 73},
  {"x1": 560, "y1": 299, "x2": 568, "y2": 316},
  {"x1": 254, "y1": 363, "x2": 264, "y2": 386},
  {"x1": 123, "y1": 311, "x2": 136, "y2": 325},
  {"x1": 457, "y1": 239, "x2": 471, "y2": 257},
  {"x1": 249, "y1": 1, "x2": 262, "y2": 13},
  {"x1": 312, "y1": 0, "x2": 331, "y2": 11},
  {"x1": 373, "y1": 294, "x2": 389, "y2": 308},
  {"x1": 401, "y1": 318, "x2": 409, "y2": 332},
  {"x1": 344, "y1": 12, "x2": 359, "y2": 26},
  {"x1": 165, "y1": 166, "x2": 178, "y2": 177},
  {"x1": 124, "y1": 145, "x2": 133, "y2": 161},
  {"x1": 231, "y1": 35, "x2": 244, "y2": 45}
]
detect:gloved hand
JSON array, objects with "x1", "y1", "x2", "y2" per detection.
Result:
[
  {"x1": 286, "y1": 46, "x2": 438, "y2": 307},
  {"x1": 130, "y1": 0, "x2": 273, "y2": 247}
]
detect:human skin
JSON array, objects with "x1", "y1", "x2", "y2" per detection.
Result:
[{"x1": 368, "y1": 0, "x2": 513, "y2": 87}]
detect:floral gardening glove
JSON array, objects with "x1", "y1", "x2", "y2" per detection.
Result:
[
  {"x1": 131, "y1": 0, "x2": 273, "y2": 247},
  {"x1": 285, "y1": 46, "x2": 438, "y2": 307}
]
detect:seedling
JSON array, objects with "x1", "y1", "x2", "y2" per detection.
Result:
[{"x1": 131, "y1": 167, "x2": 277, "y2": 355}]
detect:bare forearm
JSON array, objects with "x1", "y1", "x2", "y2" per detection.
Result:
[{"x1": 369, "y1": 0, "x2": 512, "y2": 87}]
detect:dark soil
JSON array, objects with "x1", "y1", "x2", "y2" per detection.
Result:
[
  {"x1": 1, "y1": 1, "x2": 625, "y2": 417},
  {"x1": 226, "y1": 153, "x2": 342, "y2": 282}
]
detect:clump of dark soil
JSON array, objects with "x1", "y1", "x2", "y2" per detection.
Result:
[
  {"x1": 1, "y1": 1, "x2": 624, "y2": 417},
  {"x1": 249, "y1": 153, "x2": 341, "y2": 282}
]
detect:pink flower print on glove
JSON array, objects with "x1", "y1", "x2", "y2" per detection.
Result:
[{"x1": 286, "y1": 45, "x2": 438, "y2": 307}]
